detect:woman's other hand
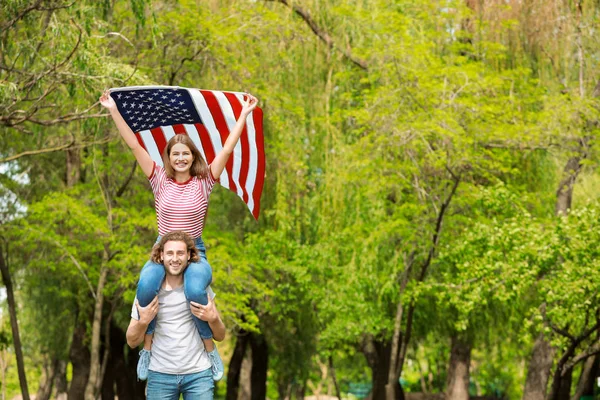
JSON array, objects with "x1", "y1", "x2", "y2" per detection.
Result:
[
  {"x1": 240, "y1": 94, "x2": 258, "y2": 116},
  {"x1": 99, "y1": 90, "x2": 117, "y2": 110}
]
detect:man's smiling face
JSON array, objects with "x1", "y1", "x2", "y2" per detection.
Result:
[{"x1": 161, "y1": 240, "x2": 189, "y2": 276}]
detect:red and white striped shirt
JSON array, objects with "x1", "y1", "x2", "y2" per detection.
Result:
[{"x1": 149, "y1": 163, "x2": 216, "y2": 238}]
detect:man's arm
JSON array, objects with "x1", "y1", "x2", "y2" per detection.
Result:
[
  {"x1": 126, "y1": 297, "x2": 159, "y2": 348},
  {"x1": 190, "y1": 297, "x2": 226, "y2": 341},
  {"x1": 126, "y1": 317, "x2": 148, "y2": 348},
  {"x1": 208, "y1": 312, "x2": 226, "y2": 342}
]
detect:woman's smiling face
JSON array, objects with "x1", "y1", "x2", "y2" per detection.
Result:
[{"x1": 169, "y1": 143, "x2": 193, "y2": 174}]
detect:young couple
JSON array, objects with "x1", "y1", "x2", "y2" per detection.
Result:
[{"x1": 100, "y1": 89, "x2": 258, "y2": 398}]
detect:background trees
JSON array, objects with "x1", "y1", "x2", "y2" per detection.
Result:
[{"x1": 2, "y1": 0, "x2": 600, "y2": 399}]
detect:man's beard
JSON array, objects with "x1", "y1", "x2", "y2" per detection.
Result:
[{"x1": 166, "y1": 262, "x2": 185, "y2": 276}]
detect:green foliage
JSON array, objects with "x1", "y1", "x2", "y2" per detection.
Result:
[{"x1": 2, "y1": 0, "x2": 600, "y2": 397}]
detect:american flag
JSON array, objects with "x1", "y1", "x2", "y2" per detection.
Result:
[{"x1": 110, "y1": 86, "x2": 265, "y2": 220}]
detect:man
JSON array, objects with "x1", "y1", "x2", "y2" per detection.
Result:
[{"x1": 127, "y1": 231, "x2": 226, "y2": 400}]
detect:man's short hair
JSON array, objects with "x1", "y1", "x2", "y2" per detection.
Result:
[{"x1": 150, "y1": 231, "x2": 200, "y2": 264}]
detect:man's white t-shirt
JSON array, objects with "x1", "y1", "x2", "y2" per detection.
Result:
[{"x1": 131, "y1": 286, "x2": 215, "y2": 374}]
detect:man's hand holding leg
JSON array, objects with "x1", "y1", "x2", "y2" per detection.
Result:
[
  {"x1": 126, "y1": 296, "x2": 159, "y2": 348},
  {"x1": 190, "y1": 296, "x2": 225, "y2": 341}
]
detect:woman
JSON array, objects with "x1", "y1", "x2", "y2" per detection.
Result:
[{"x1": 99, "y1": 89, "x2": 258, "y2": 381}]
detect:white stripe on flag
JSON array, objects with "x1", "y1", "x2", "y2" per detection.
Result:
[
  {"x1": 213, "y1": 91, "x2": 243, "y2": 198},
  {"x1": 139, "y1": 130, "x2": 163, "y2": 166},
  {"x1": 183, "y1": 124, "x2": 207, "y2": 164},
  {"x1": 234, "y1": 93, "x2": 257, "y2": 214},
  {"x1": 161, "y1": 126, "x2": 176, "y2": 142},
  {"x1": 190, "y1": 90, "x2": 230, "y2": 190}
]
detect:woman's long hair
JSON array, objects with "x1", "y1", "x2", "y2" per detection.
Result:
[{"x1": 162, "y1": 134, "x2": 209, "y2": 179}]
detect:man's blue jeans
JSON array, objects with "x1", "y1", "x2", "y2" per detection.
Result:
[
  {"x1": 146, "y1": 369, "x2": 213, "y2": 400},
  {"x1": 136, "y1": 237, "x2": 213, "y2": 338}
]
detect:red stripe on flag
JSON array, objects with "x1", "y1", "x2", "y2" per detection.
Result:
[
  {"x1": 200, "y1": 90, "x2": 237, "y2": 192},
  {"x1": 195, "y1": 123, "x2": 216, "y2": 167},
  {"x1": 224, "y1": 92, "x2": 250, "y2": 204},
  {"x1": 252, "y1": 107, "x2": 265, "y2": 220},
  {"x1": 173, "y1": 124, "x2": 187, "y2": 135},
  {"x1": 150, "y1": 127, "x2": 168, "y2": 157},
  {"x1": 135, "y1": 133, "x2": 147, "y2": 151}
]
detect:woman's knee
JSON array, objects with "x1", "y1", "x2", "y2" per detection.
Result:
[
  {"x1": 184, "y1": 262, "x2": 212, "y2": 301},
  {"x1": 185, "y1": 261, "x2": 212, "y2": 285}
]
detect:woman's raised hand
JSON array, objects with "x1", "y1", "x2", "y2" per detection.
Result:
[
  {"x1": 241, "y1": 94, "x2": 258, "y2": 116},
  {"x1": 99, "y1": 90, "x2": 116, "y2": 110}
]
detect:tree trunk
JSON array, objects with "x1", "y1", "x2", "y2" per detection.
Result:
[
  {"x1": 445, "y1": 335, "x2": 471, "y2": 400},
  {"x1": 294, "y1": 383, "x2": 306, "y2": 399},
  {"x1": 101, "y1": 379, "x2": 114, "y2": 400},
  {"x1": 97, "y1": 298, "x2": 121, "y2": 398},
  {"x1": 239, "y1": 348, "x2": 252, "y2": 400},
  {"x1": 386, "y1": 298, "x2": 405, "y2": 400},
  {"x1": 571, "y1": 355, "x2": 599, "y2": 400},
  {"x1": 363, "y1": 336, "x2": 402, "y2": 400},
  {"x1": 388, "y1": 180, "x2": 459, "y2": 400},
  {"x1": 53, "y1": 360, "x2": 68, "y2": 399},
  {"x1": 36, "y1": 357, "x2": 57, "y2": 400},
  {"x1": 68, "y1": 318, "x2": 90, "y2": 400},
  {"x1": 386, "y1": 257, "x2": 412, "y2": 400},
  {"x1": 84, "y1": 260, "x2": 109, "y2": 400},
  {"x1": 555, "y1": 368, "x2": 572, "y2": 400},
  {"x1": 460, "y1": 0, "x2": 476, "y2": 41},
  {"x1": 250, "y1": 332, "x2": 268, "y2": 400},
  {"x1": 0, "y1": 243, "x2": 30, "y2": 400},
  {"x1": 555, "y1": 156, "x2": 583, "y2": 215},
  {"x1": 100, "y1": 333, "x2": 115, "y2": 400},
  {"x1": 328, "y1": 356, "x2": 342, "y2": 400},
  {"x1": 119, "y1": 344, "x2": 146, "y2": 400},
  {"x1": 277, "y1": 381, "x2": 287, "y2": 400},
  {"x1": 0, "y1": 350, "x2": 7, "y2": 400},
  {"x1": 103, "y1": 324, "x2": 132, "y2": 400},
  {"x1": 548, "y1": 358, "x2": 576, "y2": 400},
  {"x1": 226, "y1": 331, "x2": 250, "y2": 400},
  {"x1": 524, "y1": 131, "x2": 587, "y2": 400},
  {"x1": 522, "y1": 332, "x2": 555, "y2": 400},
  {"x1": 66, "y1": 148, "x2": 81, "y2": 188}
]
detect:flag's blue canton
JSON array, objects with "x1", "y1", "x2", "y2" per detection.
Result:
[{"x1": 112, "y1": 88, "x2": 203, "y2": 132}]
